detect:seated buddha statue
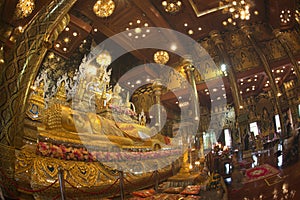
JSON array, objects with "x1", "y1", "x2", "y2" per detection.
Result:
[{"x1": 110, "y1": 83, "x2": 123, "y2": 106}]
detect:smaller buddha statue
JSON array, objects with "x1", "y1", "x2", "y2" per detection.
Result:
[
  {"x1": 138, "y1": 109, "x2": 146, "y2": 126},
  {"x1": 111, "y1": 83, "x2": 123, "y2": 106},
  {"x1": 55, "y1": 81, "x2": 67, "y2": 104},
  {"x1": 36, "y1": 81, "x2": 45, "y2": 98},
  {"x1": 43, "y1": 81, "x2": 69, "y2": 110}
]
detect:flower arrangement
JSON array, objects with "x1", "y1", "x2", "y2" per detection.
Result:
[
  {"x1": 108, "y1": 104, "x2": 137, "y2": 116},
  {"x1": 36, "y1": 141, "x2": 181, "y2": 162}
]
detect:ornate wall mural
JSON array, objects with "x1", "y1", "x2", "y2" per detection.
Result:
[
  {"x1": 198, "y1": 38, "x2": 222, "y2": 80},
  {"x1": 282, "y1": 29, "x2": 300, "y2": 54},
  {"x1": 225, "y1": 30, "x2": 250, "y2": 49},
  {"x1": 229, "y1": 47, "x2": 261, "y2": 72},
  {"x1": 195, "y1": 57, "x2": 223, "y2": 80},
  {"x1": 260, "y1": 39, "x2": 286, "y2": 61},
  {"x1": 244, "y1": 93, "x2": 275, "y2": 137},
  {"x1": 199, "y1": 38, "x2": 218, "y2": 58},
  {"x1": 256, "y1": 94, "x2": 275, "y2": 136},
  {"x1": 166, "y1": 68, "x2": 186, "y2": 90},
  {"x1": 245, "y1": 96, "x2": 258, "y2": 122}
]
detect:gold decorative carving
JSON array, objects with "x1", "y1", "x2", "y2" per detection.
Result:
[
  {"x1": 15, "y1": 145, "x2": 115, "y2": 187},
  {"x1": 0, "y1": 0, "x2": 77, "y2": 146},
  {"x1": 26, "y1": 84, "x2": 45, "y2": 121},
  {"x1": 0, "y1": 143, "x2": 17, "y2": 196},
  {"x1": 43, "y1": 14, "x2": 70, "y2": 49},
  {"x1": 0, "y1": 143, "x2": 16, "y2": 171},
  {"x1": 15, "y1": 144, "x2": 180, "y2": 198}
]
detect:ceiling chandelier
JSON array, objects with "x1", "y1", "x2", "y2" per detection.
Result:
[
  {"x1": 15, "y1": 0, "x2": 35, "y2": 19},
  {"x1": 219, "y1": 0, "x2": 253, "y2": 25},
  {"x1": 280, "y1": 9, "x2": 292, "y2": 24},
  {"x1": 154, "y1": 51, "x2": 169, "y2": 65},
  {"x1": 162, "y1": 0, "x2": 182, "y2": 14},
  {"x1": 93, "y1": 0, "x2": 115, "y2": 18},
  {"x1": 96, "y1": 50, "x2": 112, "y2": 67}
]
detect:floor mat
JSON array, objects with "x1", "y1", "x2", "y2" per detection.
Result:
[{"x1": 243, "y1": 164, "x2": 280, "y2": 184}]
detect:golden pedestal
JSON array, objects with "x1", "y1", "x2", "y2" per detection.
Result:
[{"x1": 167, "y1": 149, "x2": 199, "y2": 187}]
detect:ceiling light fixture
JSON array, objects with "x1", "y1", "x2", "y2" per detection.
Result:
[
  {"x1": 15, "y1": 0, "x2": 35, "y2": 19},
  {"x1": 170, "y1": 44, "x2": 177, "y2": 51},
  {"x1": 189, "y1": 0, "x2": 253, "y2": 26},
  {"x1": 280, "y1": 9, "x2": 292, "y2": 24},
  {"x1": 277, "y1": 92, "x2": 282, "y2": 97},
  {"x1": 96, "y1": 50, "x2": 112, "y2": 67},
  {"x1": 93, "y1": 0, "x2": 115, "y2": 18},
  {"x1": 154, "y1": 51, "x2": 169, "y2": 65},
  {"x1": 162, "y1": 0, "x2": 182, "y2": 14},
  {"x1": 188, "y1": 29, "x2": 194, "y2": 35},
  {"x1": 125, "y1": 19, "x2": 150, "y2": 39},
  {"x1": 220, "y1": 0, "x2": 253, "y2": 25}
]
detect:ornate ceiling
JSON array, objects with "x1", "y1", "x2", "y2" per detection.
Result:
[
  {"x1": 1, "y1": 0, "x2": 297, "y2": 59},
  {"x1": 0, "y1": 0, "x2": 299, "y2": 109}
]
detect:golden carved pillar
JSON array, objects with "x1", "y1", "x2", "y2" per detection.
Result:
[
  {"x1": 183, "y1": 60, "x2": 200, "y2": 121},
  {"x1": 152, "y1": 79, "x2": 163, "y2": 132},
  {"x1": 241, "y1": 25, "x2": 285, "y2": 136},
  {"x1": 0, "y1": 1, "x2": 76, "y2": 197},
  {"x1": 273, "y1": 29, "x2": 300, "y2": 86},
  {"x1": 183, "y1": 60, "x2": 204, "y2": 159},
  {"x1": 273, "y1": 29, "x2": 300, "y2": 125},
  {"x1": 0, "y1": 0, "x2": 77, "y2": 147},
  {"x1": 209, "y1": 30, "x2": 243, "y2": 116},
  {"x1": 209, "y1": 30, "x2": 248, "y2": 148}
]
